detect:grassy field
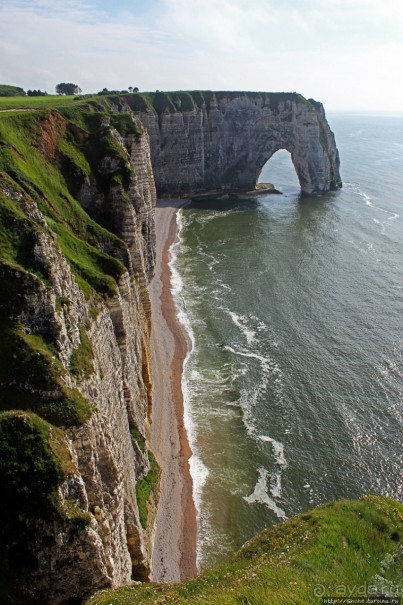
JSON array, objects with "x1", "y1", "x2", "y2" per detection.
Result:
[
  {"x1": 0, "y1": 95, "x2": 91, "y2": 110},
  {"x1": 87, "y1": 496, "x2": 402, "y2": 605}
]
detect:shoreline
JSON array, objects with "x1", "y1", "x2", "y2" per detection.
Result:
[{"x1": 149, "y1": 199, "x2": 197, "y2": 582}]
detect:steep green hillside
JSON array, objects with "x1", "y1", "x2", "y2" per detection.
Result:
[{"x1": 88, "y1": 497, "x2": 402, "y2": 605}]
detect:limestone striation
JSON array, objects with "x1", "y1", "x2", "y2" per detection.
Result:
[
  {"x1": 125, "y1": 91, "x2": 342, "y2": 196},
  {"x1": 0, "y1": 108, "x2": 157, "y2": 604}
]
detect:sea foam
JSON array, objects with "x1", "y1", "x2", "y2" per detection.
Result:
[
  {"x1": 244, "y1": 467, "x2": 287, "y2": 520},
  {"x1": 224, "y1": 309, "x2": 257, "y2": 345}
]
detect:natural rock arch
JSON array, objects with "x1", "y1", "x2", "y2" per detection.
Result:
[{"x1": 137, "y1": 92, "x2": 342, "y2": 196}]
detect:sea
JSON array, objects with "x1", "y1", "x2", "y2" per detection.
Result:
[{"x1": 169, "y1": 112, "x2": 403, "y2": 570}]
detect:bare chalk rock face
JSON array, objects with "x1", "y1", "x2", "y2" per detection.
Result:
[{"x1": 136, "y1": 92, "x2": 341, "y2": 196}]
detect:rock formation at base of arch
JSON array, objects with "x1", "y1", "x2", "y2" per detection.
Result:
[{"x1": 135, "y1": 92, "x2": 342, "y2": 196}]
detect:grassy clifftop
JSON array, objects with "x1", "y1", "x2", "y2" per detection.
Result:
[
  {"x1": 88, "y1": 496, "x2": 402, "y2": 605},
  {"x1": 0, "y1": 90, "x2": 319, "y2": 115}
]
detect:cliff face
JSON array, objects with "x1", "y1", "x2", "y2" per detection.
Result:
[
  {"x1": 0, "y1": 109, "x2": 157, "y2": 604},
  {"x1": 130, "y1": 91, "x2": 341, "y2": 196}
]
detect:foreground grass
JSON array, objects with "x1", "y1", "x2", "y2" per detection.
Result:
[{"x1": 88, "y1": 496, "x2": 402, "y2": 605}]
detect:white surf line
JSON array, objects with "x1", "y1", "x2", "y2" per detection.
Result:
[
  {"x1": 169, "y1": 208, "x2": 209, "y2": 569},
  {"x1": 345, "y1": 182, "x2": 399, "y2": 219}
]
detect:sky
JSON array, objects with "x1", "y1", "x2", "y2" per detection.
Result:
[{"x1": 1, "y1": 0, "x2": 403, "y2": 111}]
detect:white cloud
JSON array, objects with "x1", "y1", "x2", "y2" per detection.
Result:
[{"x1": 0, "y1": 0, "x2": 402, "y2": 110}]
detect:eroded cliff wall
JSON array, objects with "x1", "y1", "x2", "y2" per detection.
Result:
[
  {"x1": 121, "y1": 91, "x2": 341, "y2": 196},
  {"x1": 0, "y1": 108, "x2": 157, "y2": 604}
]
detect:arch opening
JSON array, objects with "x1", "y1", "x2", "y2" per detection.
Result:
[{"x1": 257, "y1": 149, "x2": 300, "y2": 195}]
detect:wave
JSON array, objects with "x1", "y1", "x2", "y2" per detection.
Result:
[
  {"x1": 222, "y1": 343, "x2": 286, "y2": 514},
  {"x1": 223, "y1": 309, "x2": 257, "y2": 345},
  {"x1": 221, "y1": 343, "x2": 287, "y2": 514},
  {"x1": 348, "y1": 239, "x2": 376, "y2": 253},
  {"x1": 193, "y1": 209, "x2": 236, "y2": 228},
  {"x1": 244, "y1": 467, "x2": 287, "y2": 520},
  {"x1": 345, "y1": 182, "x2": 400, "y2": 220},
  {"x1": 196, "y1": 247, "x2": 221, "y2": 271},
  {"x1": 224, "y1": 344, "x2": 284, "y2": 412}
]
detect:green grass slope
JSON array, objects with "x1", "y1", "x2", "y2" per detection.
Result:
[{"x1": 88, "y1": 496, "x2": 402, "y2": 605}]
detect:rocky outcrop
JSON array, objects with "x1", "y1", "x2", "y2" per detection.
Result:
[
  {"x1": 0, "y1": 110, "x2": 157, "y2": 604},
  {"x1": 133, "y1": 91, "x2": 341, "y2": 196}
]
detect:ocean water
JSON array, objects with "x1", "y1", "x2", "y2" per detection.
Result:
[{"x1": 169, "y1": 113, "x2": 403, "y2": 569}]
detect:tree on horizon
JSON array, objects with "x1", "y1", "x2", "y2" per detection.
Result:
[
  {"x1": 55, "y1": 82, "x2": 82, "y2": 95},
  {"x1": 27, "y1": 89, "x2": 48, "y2": 96}
]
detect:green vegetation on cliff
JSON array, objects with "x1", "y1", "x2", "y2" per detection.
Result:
[
  {"x1": 0, "y1": 107, "x2": 141, "y2": 427},
  {"x1": 0, "y1": 111, "x2": 128, "y2": 292},
  {"x1": 69, "y1": 327, "x2": 94, "y2": 379},
  {"x1": 122, "y1": 90, "x2": 316, "y2": 115},
  {"x1": 0, "y1": 97, "x2": 144, "y2": 392},
  {"x1": 88, "y1": 496, "x2": 402, "y2": 605},
  {"x1": 0, "y1": 98, "x2": 152, "y2": 600},
  {"x1": 135, "y1": 451, "x2": 161, "y2": 529},
  {"x1": 0, "y1": 411, "x2": 70, "y2": 518}
]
